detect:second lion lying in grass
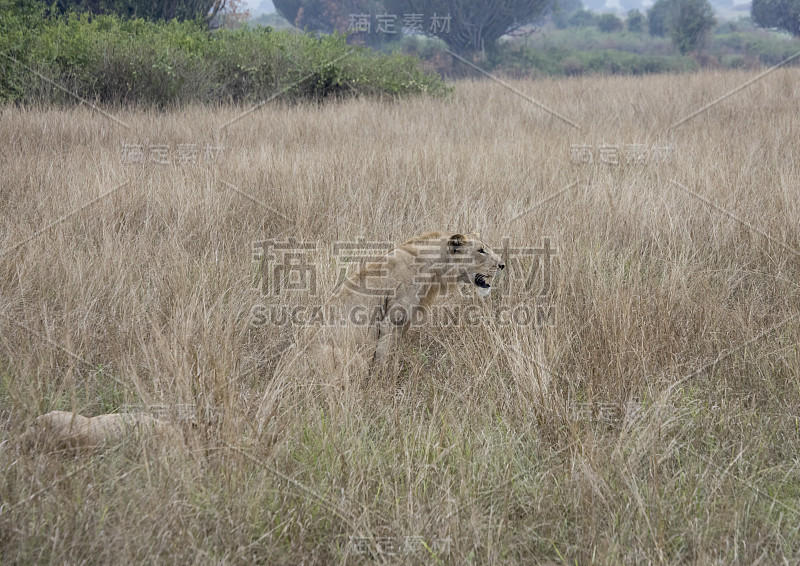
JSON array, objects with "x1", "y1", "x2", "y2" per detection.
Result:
[
  {"x1": 22, "y1": 410, "x2": 186, "y2": 453},
  {"x1": 303, "y1": 231, "x2": 505, "y2": 376}
]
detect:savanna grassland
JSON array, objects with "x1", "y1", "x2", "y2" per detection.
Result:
[{"x1": 2, "y1": 69, "x2": 800, "y2": 564}]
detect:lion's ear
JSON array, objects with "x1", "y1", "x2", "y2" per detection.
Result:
[{"x1": 448, "y1": 233, "x2": 467, "y2": 254}]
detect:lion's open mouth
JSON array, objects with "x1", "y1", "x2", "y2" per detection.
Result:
[{"x1": 474, "y1": 274, "x2": 491, "y2": 289}]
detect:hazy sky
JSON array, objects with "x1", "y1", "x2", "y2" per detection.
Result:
[{"x1": 244, "y1": 0, "x2": 275, "y2": 14}]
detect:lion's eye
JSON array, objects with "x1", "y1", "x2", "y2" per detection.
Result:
[{"x1": 478, "y1": 248, "x2": 486, "y2": 254}]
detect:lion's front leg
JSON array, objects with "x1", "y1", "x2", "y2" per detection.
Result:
[
  {"x1": 371, "y1": 313, "x2": 409, "y2": 378},
  {"x1": 372, "y1": 317, "x2": 395, "y2": 372}
]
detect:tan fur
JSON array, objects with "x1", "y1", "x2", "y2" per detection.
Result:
[
  {"x1": 305, "y1": 231, "x2": 504, "y2": 375},
  {"x1": 22, "y1": 410, "x2": 186, "y2": 452}
]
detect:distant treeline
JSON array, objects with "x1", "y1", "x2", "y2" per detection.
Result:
[{"x1": 0, "y1": 0, "x2": 450, "y2": 107}]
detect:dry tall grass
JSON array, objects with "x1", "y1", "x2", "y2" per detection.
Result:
[{"x1": 1, "y1": 69, "x2": 800, "y2": 564}]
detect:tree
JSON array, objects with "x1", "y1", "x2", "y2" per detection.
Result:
[
  {"x1": 274, "y1": 0, "x2": 336, "y2": 32},
  {"x1": 381, "y1": 0, "x2": 551, "y2": 58},
  {"x1": 568, "y1": 8, "x2": 597, "y2": 26},
  {"x1": 648, "y1": 0, "x2": 674, "y2": 35},
  {"x1": 648, "y1": 0, "x2": 715, "y2": 51},
  {"x1": 553, "y1": 0, "x2": 583, "y2": 29},
  {"x1": 669, "y1": 0, "x2": 715, "y2": 53},
  {"x1": 556, "y1": 0, "x2": 583, "y2": 12},
  {"x1": 53, "y1": 0, "x2": 228, "y2": 23},
  {"x1": 626, "y1": 8, "x2": 645, "y2": 31},
  {"x1": 597, "y1": 12, "x2": 623, "y2": 31},
  {"x1": 273, "y1": 0, "x2": 389, "y2": 46},
  {"x1": 751, "y1": 0, "x2": 800, "y2": 35}
]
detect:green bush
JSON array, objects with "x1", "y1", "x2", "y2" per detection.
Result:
[
  {"x1": 51, "y1": 0, "x2": 222, "y2": 23},
  {"x1": 714, "y1": 17, "x2": 759, "y2": 33},
  {"x1": 553, "y1": 0, "x2": 585, "y2": 28},
  {"x1": 490, "y1": 41, "x2": 697, "y2": 77},
  {"x1": 598, "y1": 13, "x2": 625, "y2": 32},
  {"x1": 509, "y1": 26, "x2": 675, "y2": 56},
  {"x1": 568, "y1": 9, "x2": 598, "y2": 27},
  {"x1": 711, "y1": 31, "x2": 800, "y2": 64},
  {"x1": 478, "y1": 23, "x2": 796, "y2": 78},
  {"x1": 0, "y1": 1, "x2": 450, "y2": 106},
  {"x1": 626, "y1": 9, "x2": 646, "y2": 32}
]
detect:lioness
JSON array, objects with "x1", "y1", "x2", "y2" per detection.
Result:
[
  {"x1": 305, "y1": 231, "x2": 505, "y2": 374},
  {"x1": 22, "y1": 410, "x2": 186, "y2": 452}
]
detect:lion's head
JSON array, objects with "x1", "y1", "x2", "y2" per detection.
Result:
[{"x1": 448, "y1": 232, "x2": 505, "y2": 298}]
